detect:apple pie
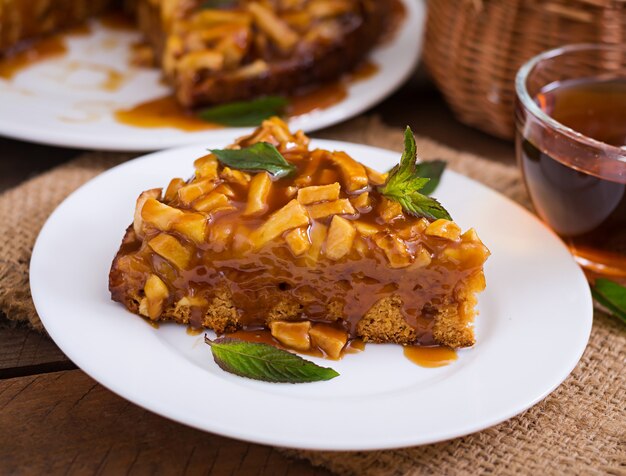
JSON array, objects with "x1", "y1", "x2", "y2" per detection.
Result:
[
  {"x1": 135, "y1": 0, "x2": 388, "y2": 107},
  {"x1": 109, "y1": 118, "x2": 489, "y2": 354}
]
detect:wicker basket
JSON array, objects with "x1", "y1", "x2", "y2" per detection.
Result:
[{"x1": 423, "y1": 0, "x2": 626, "y2": 140}]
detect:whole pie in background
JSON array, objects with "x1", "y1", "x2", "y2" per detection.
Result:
[{"x1": 0, "y1": 0, "x2": 389, "y2": 107}]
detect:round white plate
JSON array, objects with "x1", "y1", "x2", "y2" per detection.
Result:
[
  {"x1": 30, "y1": 140, "x2": 593, "y2": 450},
  {"x1": 0, "y1": 1, "x2": 423, "y2": 151}
]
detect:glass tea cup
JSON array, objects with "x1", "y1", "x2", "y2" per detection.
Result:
[{"x1": 515, "y1": 44, "x2": 626, "y2": 282}]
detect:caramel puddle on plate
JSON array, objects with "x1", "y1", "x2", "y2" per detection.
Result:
[
  {"x1": 404, "y1": 346, "x2": 458, "y2": 368},
  {"x1": 115, "y1": 95, "x2": 223, "y2": 131},
  {"x1": 114, "y1": 60, "x2": 379, "y2": 130},
  {"x1": 186, "y1": 326, "x2": 204, "y2": 336},
  {"x1": 288, "y1": 60, "x2": 379, "y2": 117},
  {"x1": 0, "y1": 23, "x2": 93, "y2": 80},
  {"x1": 0, "y1": 37, "x2": 67, "y2": 80},
  {"x1": 47, "y1": 61, "x2": 126, "y2": 92}
]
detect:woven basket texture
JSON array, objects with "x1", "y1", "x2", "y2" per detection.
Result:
[{"x1": 423, "y1": 0, "x2": 626, "y2": 140}]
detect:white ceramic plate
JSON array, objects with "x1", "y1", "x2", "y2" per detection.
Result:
[
  {"x1": 0, "y1": 1, "x2": 423, "y2": 151},
  {"x1": 30, "y1": 140, "x2": 593, "y2": 450}
]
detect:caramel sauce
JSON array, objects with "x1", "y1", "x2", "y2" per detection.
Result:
[
  {"x1": 403, "y1": 346, "x2": 457, "y2": 368},
  {"x1": 114, "y1": 96, "x2": 222, "y2": 131},
  {"x1": 114, "y1": 60, "x2": 378, "y2": 130},
  {"x1": 344, "y1": 339, "x2": 366, "y2": 354},
  {"x1": 287, "y1": 82, "x2": 348, "y2": 117},
  {"x1": 349, "y1": 60, "x2": 380, "y2": 83},
  {"x1": 144, "y1": 318, "x2": 159, "y2": 329},
  {"x1": 0, "y1": 37, "x2": 67, "y2": 80},
  {"x1": 186, "y1": 326, "x2": 204, "y2": 335}
]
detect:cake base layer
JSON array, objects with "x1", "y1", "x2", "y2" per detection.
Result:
[{"x1": 110, "y1": 206, "x2": 486, "y2": 349}]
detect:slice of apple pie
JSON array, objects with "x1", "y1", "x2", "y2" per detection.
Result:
[
  {"x1": 109, "y1": 118, "x2": 489, "y2": 352},
  {"x1": 135, "y1": 0, "x2": 388, "y2": 107}
]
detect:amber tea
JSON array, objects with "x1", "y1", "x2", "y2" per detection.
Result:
[{"x1": 518, "y1": 78, "x2": 626, "y2": 279}]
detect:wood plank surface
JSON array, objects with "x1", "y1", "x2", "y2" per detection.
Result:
[
  {"x1": 0, "y1": 370, "x2": 331, "y2": 475},
  {"x1": 0, "y1": 325, "x2": 72, "y2": 377}
]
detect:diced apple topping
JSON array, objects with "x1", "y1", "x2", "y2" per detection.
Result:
[
  {"x1": 133, "y1": 189, "x2": 162, "y2": 238},
  {"x1": 378, "y1": 197, "x2": 403, "y2": 223},
  {"x1": 164, "y1": 178, "x2": 185, "y2": 202},
  {"x1": 331, "y1": 151, "x2": 368, "y2": 192},
  {"x1": 250, "y1": 199, "x2": 309, "y2": 248},
  {"x1": 247, "y1": 2, "x2": 299, "y2": 52},
  {"x1": 171, "y1": 213, "x2": 207, "y2": 243},
  {"x1": 144, "y1": 274, "x2": 169, "y2": 320},
  {"x1": 307, "y1": 198, "x2": 355, "y2": 220},
  {"x1": 178, "y1": 179, "x2": 217, "y2": 205},
  {"x1": 461, "y1": 228, "x2": 481, "y2": 244},
  {"x1": 148, "y1": 233, "x2": 193, "y2": 269},
  {"x1": 309, "y1": 324, "x2": 348, "y2": 359},
  {"x1": 208, "y1": 221, "x2": 235, "y2": 253},
  {"x1": 353, "y1": 220, "x2": 379, "y2": 237},
  {"x1": 397, "y1": 218, "x2": 429, "y2": 240},
  {"x1": 194, "y1": 155, "x2": 219, "y2": 180},
  {"x1": 295, "y1": 149, "x2": 325, "y2": 187},
  {"x1": 425, "y1": 219, "x2": 461, "y2": 241},
  {"x1": 325, "y1": 215, "x2": 355, "y2": 260},
  {"x1": 214, "y1": 183, "x2": 236, "y2": 198},
  {"x1": 443, "y1": 242, "x2": 490, "y2": 268},
  {"x1": 285, "y1": 227, "x2": 311, "y2": 256},
  {"x1": 141, "y1": 198, "x2": 184, "y2": 231},
  {"x1": 353, "y1": 236, "x2": 370, "y2": 256},
  {"x1": 193, "y1": 191, "x2": 230, "y2": 213},
  {"x1": 244, "y1": 172, "x2": 272, "y2": 216},
  {"x1": 350, "y1": 191, "x2": 371, "y2": 211},
  {"x1": 221, "y1": 167, "x2": 251, "y2": 187},
  {"x1": 364, "y1": 165, "x2": 387, "y2": 186},
  {"x1": 305, "y1": 222, "x2": 328, "y2": 263},
  {"x1": 412, "y1": 245, "x2": 432, "y2": 268},
  {"x1": 373, "y1": 233, "x2": 412, "y2": 268},
  {"x1": 297, "y1": 182, "x2": 340, "y2": 205},
  {"x1": 269, "y1": 320, "x2": 311, "y2": 351}
]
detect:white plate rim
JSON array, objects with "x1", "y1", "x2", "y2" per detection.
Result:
[{"x1": 30, "y1": 140, "x2": 593, "y2": 450}]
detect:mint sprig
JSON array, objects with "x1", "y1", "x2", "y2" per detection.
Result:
[
  {"x1": 198, "y1": 97, "x2": 288, "y2": 127},
  {"x1": 591, "y1": 278, "x2": 626, "y2": 325},
  {"x1": 209, "y1": 142, "x2": 296, "y2": 178},
  {"x1": 205, "y1": 336, "x2": 340, "y2": 383},
  {"x1": 378, "y1": 127, "x2": 451, "y2": 220}
]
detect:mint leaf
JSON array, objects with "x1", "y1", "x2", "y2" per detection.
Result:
[
  {"x1": 205, "y1": 336, "x2": 340, "y2": 383},
  {"x1": 209, "y1": 142, "x2": 296, "y2": 178},
  {"x1": 592, "y1": 279, "x2": 626, "y2": 325},
  {"x1": 416, "y1": 160, "x2": 446, "y2": 196},
  {"x1": 198, "y1": 97, "x2": 288, "y2": 127},
  {"x1": 378, "y1": 127, "x2": 451, "y2": 220}
]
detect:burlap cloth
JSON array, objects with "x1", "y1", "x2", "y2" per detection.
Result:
[{"x1": 0, "y1": 116, "x2": 623, "y2": 474}]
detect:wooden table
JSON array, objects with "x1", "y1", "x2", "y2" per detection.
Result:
[{"x1": 0, "y1": 75, "x2": 513, "y2": 474}]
